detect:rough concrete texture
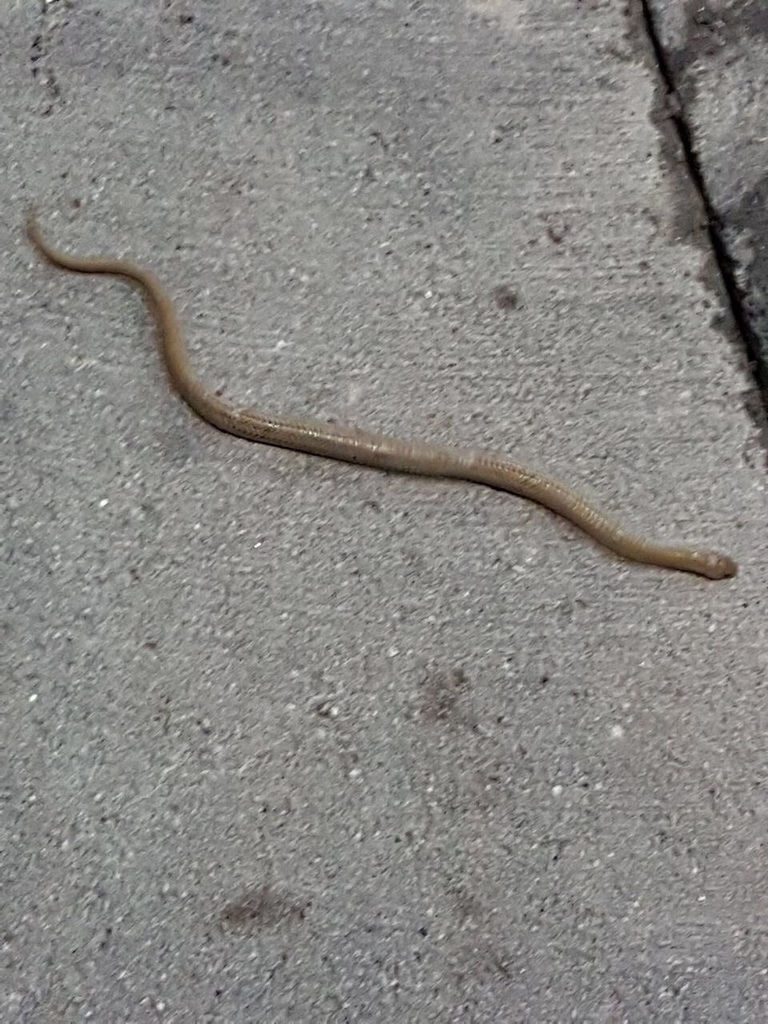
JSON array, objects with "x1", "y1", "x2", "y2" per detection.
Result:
[
  {"x1": 647, "y1": 0, "x2": 768, "y2": 386},
  {"x1": 2, "y1": 1, "x2": 767, "y2": 1021}
]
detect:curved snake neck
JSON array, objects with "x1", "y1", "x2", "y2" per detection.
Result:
[{"x1": 26, "y1": 210, "x2": 737, "y2": 580}]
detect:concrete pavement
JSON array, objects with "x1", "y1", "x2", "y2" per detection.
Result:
[{"x1": 3, "y1": 1, "x2": 766, "y2": 1021}]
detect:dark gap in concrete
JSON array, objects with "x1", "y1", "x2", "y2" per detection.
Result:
[{"x1": 638, "y1": 0, "x2": 768, "y2": 410}]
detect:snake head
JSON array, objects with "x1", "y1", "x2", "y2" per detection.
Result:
[{"x1": 696, "y1": 551, "x2": 738, "y2": 580}]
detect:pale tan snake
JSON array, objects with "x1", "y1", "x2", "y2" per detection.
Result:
[{"x1": 26, "y1": 211, "x2": 737, "y2": 580}]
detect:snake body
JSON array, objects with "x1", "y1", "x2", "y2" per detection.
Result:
[{"x1": 26, "y1": 211, "x2": 737, "y2": 580}]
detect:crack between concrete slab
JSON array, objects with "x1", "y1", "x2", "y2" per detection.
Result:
[
  {"x1": 638, "y1": 0, "x2": 768, "y2": 414},
  {"x1": 30, "y1": 0, "x2": 65, "y2": 116}
]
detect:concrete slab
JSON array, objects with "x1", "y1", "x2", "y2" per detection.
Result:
[
  {"x1": 2, "y1": 0, "x2": 766, "y2": 1021},
  {"x1": 645, "y1": 0, "x2": 768, "y2": 391}
]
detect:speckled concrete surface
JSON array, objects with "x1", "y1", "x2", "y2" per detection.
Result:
[{"x1": 2, "y1": 1, "x2": 767, "y2": 1021}]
